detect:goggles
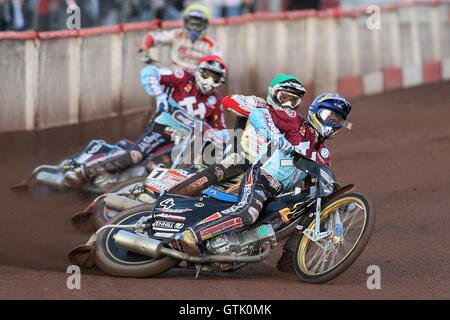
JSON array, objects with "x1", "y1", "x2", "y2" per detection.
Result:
[
  {"x1": 185, "y1": 17, "x2": 208, "y2": 32},
  {"x1": 199, "y1": 68, "x2": 225, "y2": 84},
  {"x1": 318, "y1": 108, "x2": 346, "y2": 128},
  {"x1": 276, "y1": 90, "x2": 304, "y2": 108}
]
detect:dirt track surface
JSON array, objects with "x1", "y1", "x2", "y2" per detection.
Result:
[{"x1": 0, "y1": 82, "x2": 449, "y2": 300}]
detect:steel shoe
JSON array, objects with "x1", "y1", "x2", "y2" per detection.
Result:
[{"x1": 169, "y1": 228, "x2": 200, "y2": 256}]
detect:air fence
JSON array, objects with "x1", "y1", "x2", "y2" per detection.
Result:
[{"x1": 0, "y1": 1, "x2": 448, "y2": 133}]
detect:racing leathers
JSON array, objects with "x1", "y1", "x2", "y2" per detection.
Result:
[
  {"x1": 140, "y1": 29, "x2": 222, "y2": 73},
  {"x1": 133, "y1": 65, "x2": 226, "y2": 158},
  {"x1": 178, "y1": 95, "x2": 331, "y2": 248}
]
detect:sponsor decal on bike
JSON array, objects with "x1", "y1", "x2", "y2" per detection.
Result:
[
  {"x1": 200, "y1": 217, "x2": 244, "y2": 240},
  {"x1": 154, "y1": 213, "x2": 187, "y2": 221},
  {"x1": 159, "y1": 198, "x2": 176, "y2": 210},
  {"x1": 162, "y1": 176, "x2": 183, "y2": 185},
  {"x1": 156, "y1": 207, "x2": 192, "y2": 214},
  {"x1": 145, "y1": 180, "x2": 167, "y2": 192},
  {"x1": 188, "y1": 176, "x2": 208, "y2": 189},
  {"x1": 148, "y1": 168, "x2": 168, "y2": 179},
  {"x1": 194, "y1": 202, "x2": 205, "y2": 207},
  {"x1": 197, "y1": 212, "x2": 222, "y2": 225},
  {"x1": 157, "y1": 197, "x2": 193, "y2": 213},
  {"x1": 167, "y1": 170, "x2": 189, "y2": 179},
  {"x1": 152, "y1": 220, "x2": 184, "y2": 231}
]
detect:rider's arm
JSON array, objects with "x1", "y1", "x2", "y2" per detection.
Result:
[
  {"x1": 140, "y1": 65, "x2": 186, "y2": 98},
  {"x1": 140, "y1": 29, "x2": 176, "y2": 51},
  {"x1": 140, "y1": 66, "x2": 165, "y2": 98},
  {"x1": 248, "y1": 108, "x2": 283, "y2": 141},
  {"x1": 222, "y1": 95, "x2": 266, "y2": 117}
]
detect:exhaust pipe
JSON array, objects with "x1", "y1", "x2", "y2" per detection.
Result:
[
  {"x1": 113, "y1": 230, "x2": 271, "y2": 263},
  {"x1": 104, "y1": 194, "x2": 143, "y2": 211},
  {"x1": 114, "y1": 230, "x2": 164, "y2": 258},
  {"x1": 35, "y1": 171, "x2": 67, "y2": 191}
]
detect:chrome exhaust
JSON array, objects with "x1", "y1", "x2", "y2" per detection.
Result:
[
  {"x1": 104, "y1": 194, "x2": 143, "y2": 211},
  {"x1": 113, "y1": 230, "x2": 272, "y2": 263},
  {"x1": 114, "y1": 230, "x2": 163, "y2": 258},
  {"x1": 35, "y1": 170, "x2": 67, "y2": 191}
]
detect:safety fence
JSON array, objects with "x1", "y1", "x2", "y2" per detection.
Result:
[{"x1": 0, "y1": 1, "x2": 449, "y2": 133}]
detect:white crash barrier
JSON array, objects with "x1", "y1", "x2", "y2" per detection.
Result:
[{"x1": 0, "y1": 1, "x2": 448, "y2": 133}]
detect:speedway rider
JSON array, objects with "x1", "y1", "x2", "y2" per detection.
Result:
[
  {"x1": 169, "y1": 75, "x2": 352, "y2": 259},
  {"x1": 139, "y1": 4, "x2": 221, "y2": 73},
  {"x1": 64, "y1": 55, "x2": 228, "y2": 187}
]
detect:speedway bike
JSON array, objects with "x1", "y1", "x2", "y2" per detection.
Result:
[{"x1": 68, "y1": 150, "x2": 375, "y2": 284}]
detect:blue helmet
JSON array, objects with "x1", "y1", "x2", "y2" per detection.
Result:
[{"x1": 308, "y1": 93, "x2": 352, "y2": 139}]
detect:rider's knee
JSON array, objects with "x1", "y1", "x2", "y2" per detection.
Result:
[{"x1": 130, "y1": 150, "x2": 143, "y2": 164}]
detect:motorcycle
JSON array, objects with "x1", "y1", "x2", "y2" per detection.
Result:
[
  {"x1": 10, "y1": 99, "x2": 225, "y2": 196},
  {"x1": 70, "y1": 110, "x2": 266, "y2": 232},
  {"x1": 68, "y1": 151, "x2": 375, "y2": 283}
]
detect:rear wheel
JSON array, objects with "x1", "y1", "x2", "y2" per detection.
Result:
[
  {"x1": 294, "y1": 192, "x2": 375, "y2": 283},
  {"x1": 93, "y1": 203, "x2": 179, "y2": 278}
]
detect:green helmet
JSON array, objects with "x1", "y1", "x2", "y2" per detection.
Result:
[{"x1": 266, "y1": 74, "x2": 306, "y2": 115}]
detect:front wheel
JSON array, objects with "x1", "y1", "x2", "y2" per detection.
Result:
[
  {"x1": 294, "y1": 192, "x2": 375, "y2": 283},
  {"x1": 92, "y1": 176, "x2": 147, "y2": 229},
  {"x1": 93, "y1": 203, "x2": 179, "y2": 278}
]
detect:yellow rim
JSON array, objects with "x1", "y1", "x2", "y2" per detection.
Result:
[{"x1": 297, "y1": 196, "x2": 367, "y2": 276}]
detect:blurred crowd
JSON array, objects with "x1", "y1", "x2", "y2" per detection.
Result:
[{"x1": 0, "y1": 0, "x2": 358, "y2": 32}]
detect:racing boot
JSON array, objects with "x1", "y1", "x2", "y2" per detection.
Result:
[
  {"x1": 169, "y1": 228, "x2": 200, "y2": 256},
  {"x1": 276, "y1": 230, "x2": 302, "y2": 274},
  {"x1": 63, "y1": 151, "x2": 137, "y2": 188},
  {"x1": 63, "y1": 166, "x2": 87, "y2": 188}
]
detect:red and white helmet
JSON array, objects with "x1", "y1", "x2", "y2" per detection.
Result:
[{"x1": 195, "y1": 55, "x2": 228, "y2": 95}]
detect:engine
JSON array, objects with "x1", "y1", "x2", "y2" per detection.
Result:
[{"x1": 205, "y1": 224, "x2": 277, "y2": 257}]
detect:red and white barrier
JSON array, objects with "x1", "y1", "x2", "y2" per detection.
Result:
[{"x1": 0, "y1": 1, "x2": 448, "y2": 133}]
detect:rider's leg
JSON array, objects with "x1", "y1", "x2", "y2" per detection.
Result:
[
  {"x1": 167, "y1": 153, "x2": 248, "y2": 196},
  {"x1": 169, "y1": 164, "x2": 282, "y2": 255},
  {"x1": 64, "y1": 117, "x2": 170, "y2": 187},
  {"x1": 64, "y1": 150, "x2": 142, "y2": 187}
]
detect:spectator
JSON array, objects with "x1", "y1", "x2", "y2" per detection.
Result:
[
  {"x1": 0, "y1": 0, "x2": 12, "y2": 31},
  {"x1": 287, "y1": 0, "x2": 320, "y2": 11},
  {"x1": 11, "y1": 0, "x2": 26, "y2": 30},
  {"x1": 0, "y1": 0, "x2": 27, "y2": 31},
  {"x1": 241, "y1": 0, "x2": 256, "y2": 14},
  {"x1": 151, "y1": 0, "x2": 165, "y2": 21},
  {"x1": 220, "y1": 0, "x2": 242, "y2": 17},
  {"x1": 77, "y1": 0, "x2": 100, "y2": 28},
  {"x1": 164, "y1": 0, "x2": 184, "y2": 20}
]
